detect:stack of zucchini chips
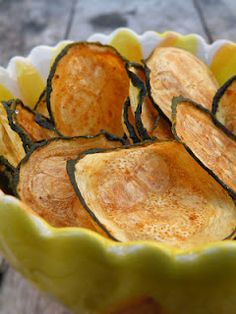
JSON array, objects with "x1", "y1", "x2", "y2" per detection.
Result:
[{"x1": 1, "y1": 42, "x2": 236, "y2": 249}]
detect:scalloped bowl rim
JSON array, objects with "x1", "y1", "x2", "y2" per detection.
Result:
[{"x1": 2, "y1": 27, "x2": 235, "y2": 71}]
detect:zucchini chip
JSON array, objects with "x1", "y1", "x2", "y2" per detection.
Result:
[
  {"x1": 8, "y1": 99, "x2": 57, "y2": 143},
  {"x1": 34, "y1": 89, "x2": 50, "y2": 119},
  {"x1": 127, "y1": 63, "x2": 156, "y2": 140},
  {"x1": 127, "y1": 62, "x2": 173, "y2": 141},
  {"x1": 145, "y1": 47, "x2": 219, "y2": 120},
  {"x1": 122, "y1": 97, "x2": 140, "y2": 144},
  {"x1": 47, "y1": 42, "x2": 129, "y2": 137},
  {"x1": 212, "y1": 75, "x2": 236, "y2": 135},
  {"x1": 68, "y1": 141, "x2": 236, "y2": 248},
  {"x1": 16, "y1": 133, "x2": 123, "y2": 229},
  {"x1": 172, "y1": 96, "x2": 236, "y2": 198},
  {"x1": 0, "y1": 102, "x2": 26, "y2": 167}
]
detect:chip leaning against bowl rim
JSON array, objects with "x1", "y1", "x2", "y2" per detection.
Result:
[{"x1": 1, "y1": 28, "x2": 236, "y2": 314}]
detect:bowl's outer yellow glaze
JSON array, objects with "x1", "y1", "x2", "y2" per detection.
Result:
[{"x1": 0, "y1": 29, "x2": 236, "y2": 314}]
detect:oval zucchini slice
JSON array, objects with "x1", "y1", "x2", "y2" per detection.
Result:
[
  {"x1": 68, "y1": 141, "x2": 236, "y2": 249},
  {"x1": 8, "y1": 99, "x2": 57, "y2": 143},
  {"x1": 145, "y1": 47, "x2": 219, "y2": 120},
  {"x1": 15, "y1": 133, "x2": 123, "y2": 229},
  {"x1": 47, "y1": 42, "x2": 129, "y2": 137},
  {"x1": 127, "y1": 62, "x2": 173, "y2": 141},
  {"x1": 34, "y1": 89, "x2": 50, "y2": 119},
  {"x1": 0, "y1": 101, "x2": 26, "y2": 167},
  {"x1": 121, "y1": 97, "x2": 140, "y2": 144},
  {"x1": 172, "y1": 96, "x2": 236, "y2": 198},
  {"x1": 212, "y1": 75, "x2": 236, "y2": 135}
]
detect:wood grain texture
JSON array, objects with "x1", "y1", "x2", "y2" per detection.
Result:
[
  {"x1": 196, "y1": 0, "x2": 236, "y2": 41},
  {"x1": 69, "y1": 0, "x2": 207, "y2": 41},
  {"x1": 0, "y1": 267, "x2": 71, "y2": 314},
  {"x1": 0, "y1": 0, "x2": 75, "y2": 67}
]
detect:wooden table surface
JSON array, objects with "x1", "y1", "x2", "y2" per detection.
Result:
[{"x1": 0, "y1": 0, "x2": 236, "y2": 313}]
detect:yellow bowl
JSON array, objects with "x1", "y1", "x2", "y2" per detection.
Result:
[{"x1": 1, "y1": 28, "x2": 236, "y2": 314}]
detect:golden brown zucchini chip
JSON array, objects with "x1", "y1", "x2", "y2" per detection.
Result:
[
  {"x1": 68, "y1": 141, "x2": 236, "y2": 249},
  {"x1": 127, "y1": 62, "x2": 173, "y2": 141},
  {"x1": 212, "y1": 75, "x2": 236, "y2": 135},
  {"x1": 145, "y1": 47, "x2": 219, "y2": 120},
  {"x1": 122, "y1": 97, "x2": 140, "y2": 144},
  {"x1": 0, "y1": 102, "x2": 26, "y2": 167},
  {"x1": 34, "y1": 89, "x2": 50, "y2": 119},
  {"x1": 172, "y1": 96, "x2": 236, "y2": 198},
  {"x1": 8, "y1": 99, "x2": 57, "y2": 143},
  {"x1": 16, "y1": 133, "x2": 123, "y2": 229},
  {"x1": 47, "y1": 42, "x2": 129, "y2": 137}
]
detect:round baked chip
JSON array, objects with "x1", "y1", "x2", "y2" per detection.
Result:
[
  {"x1": 47, "y1": 42, "x2": 129, "y2": 137},
  {"x1": 172, "y1": 96, "x2": 236, "y2": 198},
  {"x1": 16, "y1": 133, "x2": 123, "y2": 230},
  {"x1": 145, "y1": 47, "x2": 219, "y2": 120},
  {"x1": 68, "y1": 141, "x2": 236, "y2": 249}
]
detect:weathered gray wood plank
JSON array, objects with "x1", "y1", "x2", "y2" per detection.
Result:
[
  {"x1": 196, "y1": 0, "x2": 236, "y2": 41},
  {"x1": 69, "y1": 0, "x2": 207, "y2": 41},
  {"x1": 0, "y1": 267, "x2": 71, "y2": 314},
  {"x1": 0, "y1": 0, "x2": 75, "y2": 67}
]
